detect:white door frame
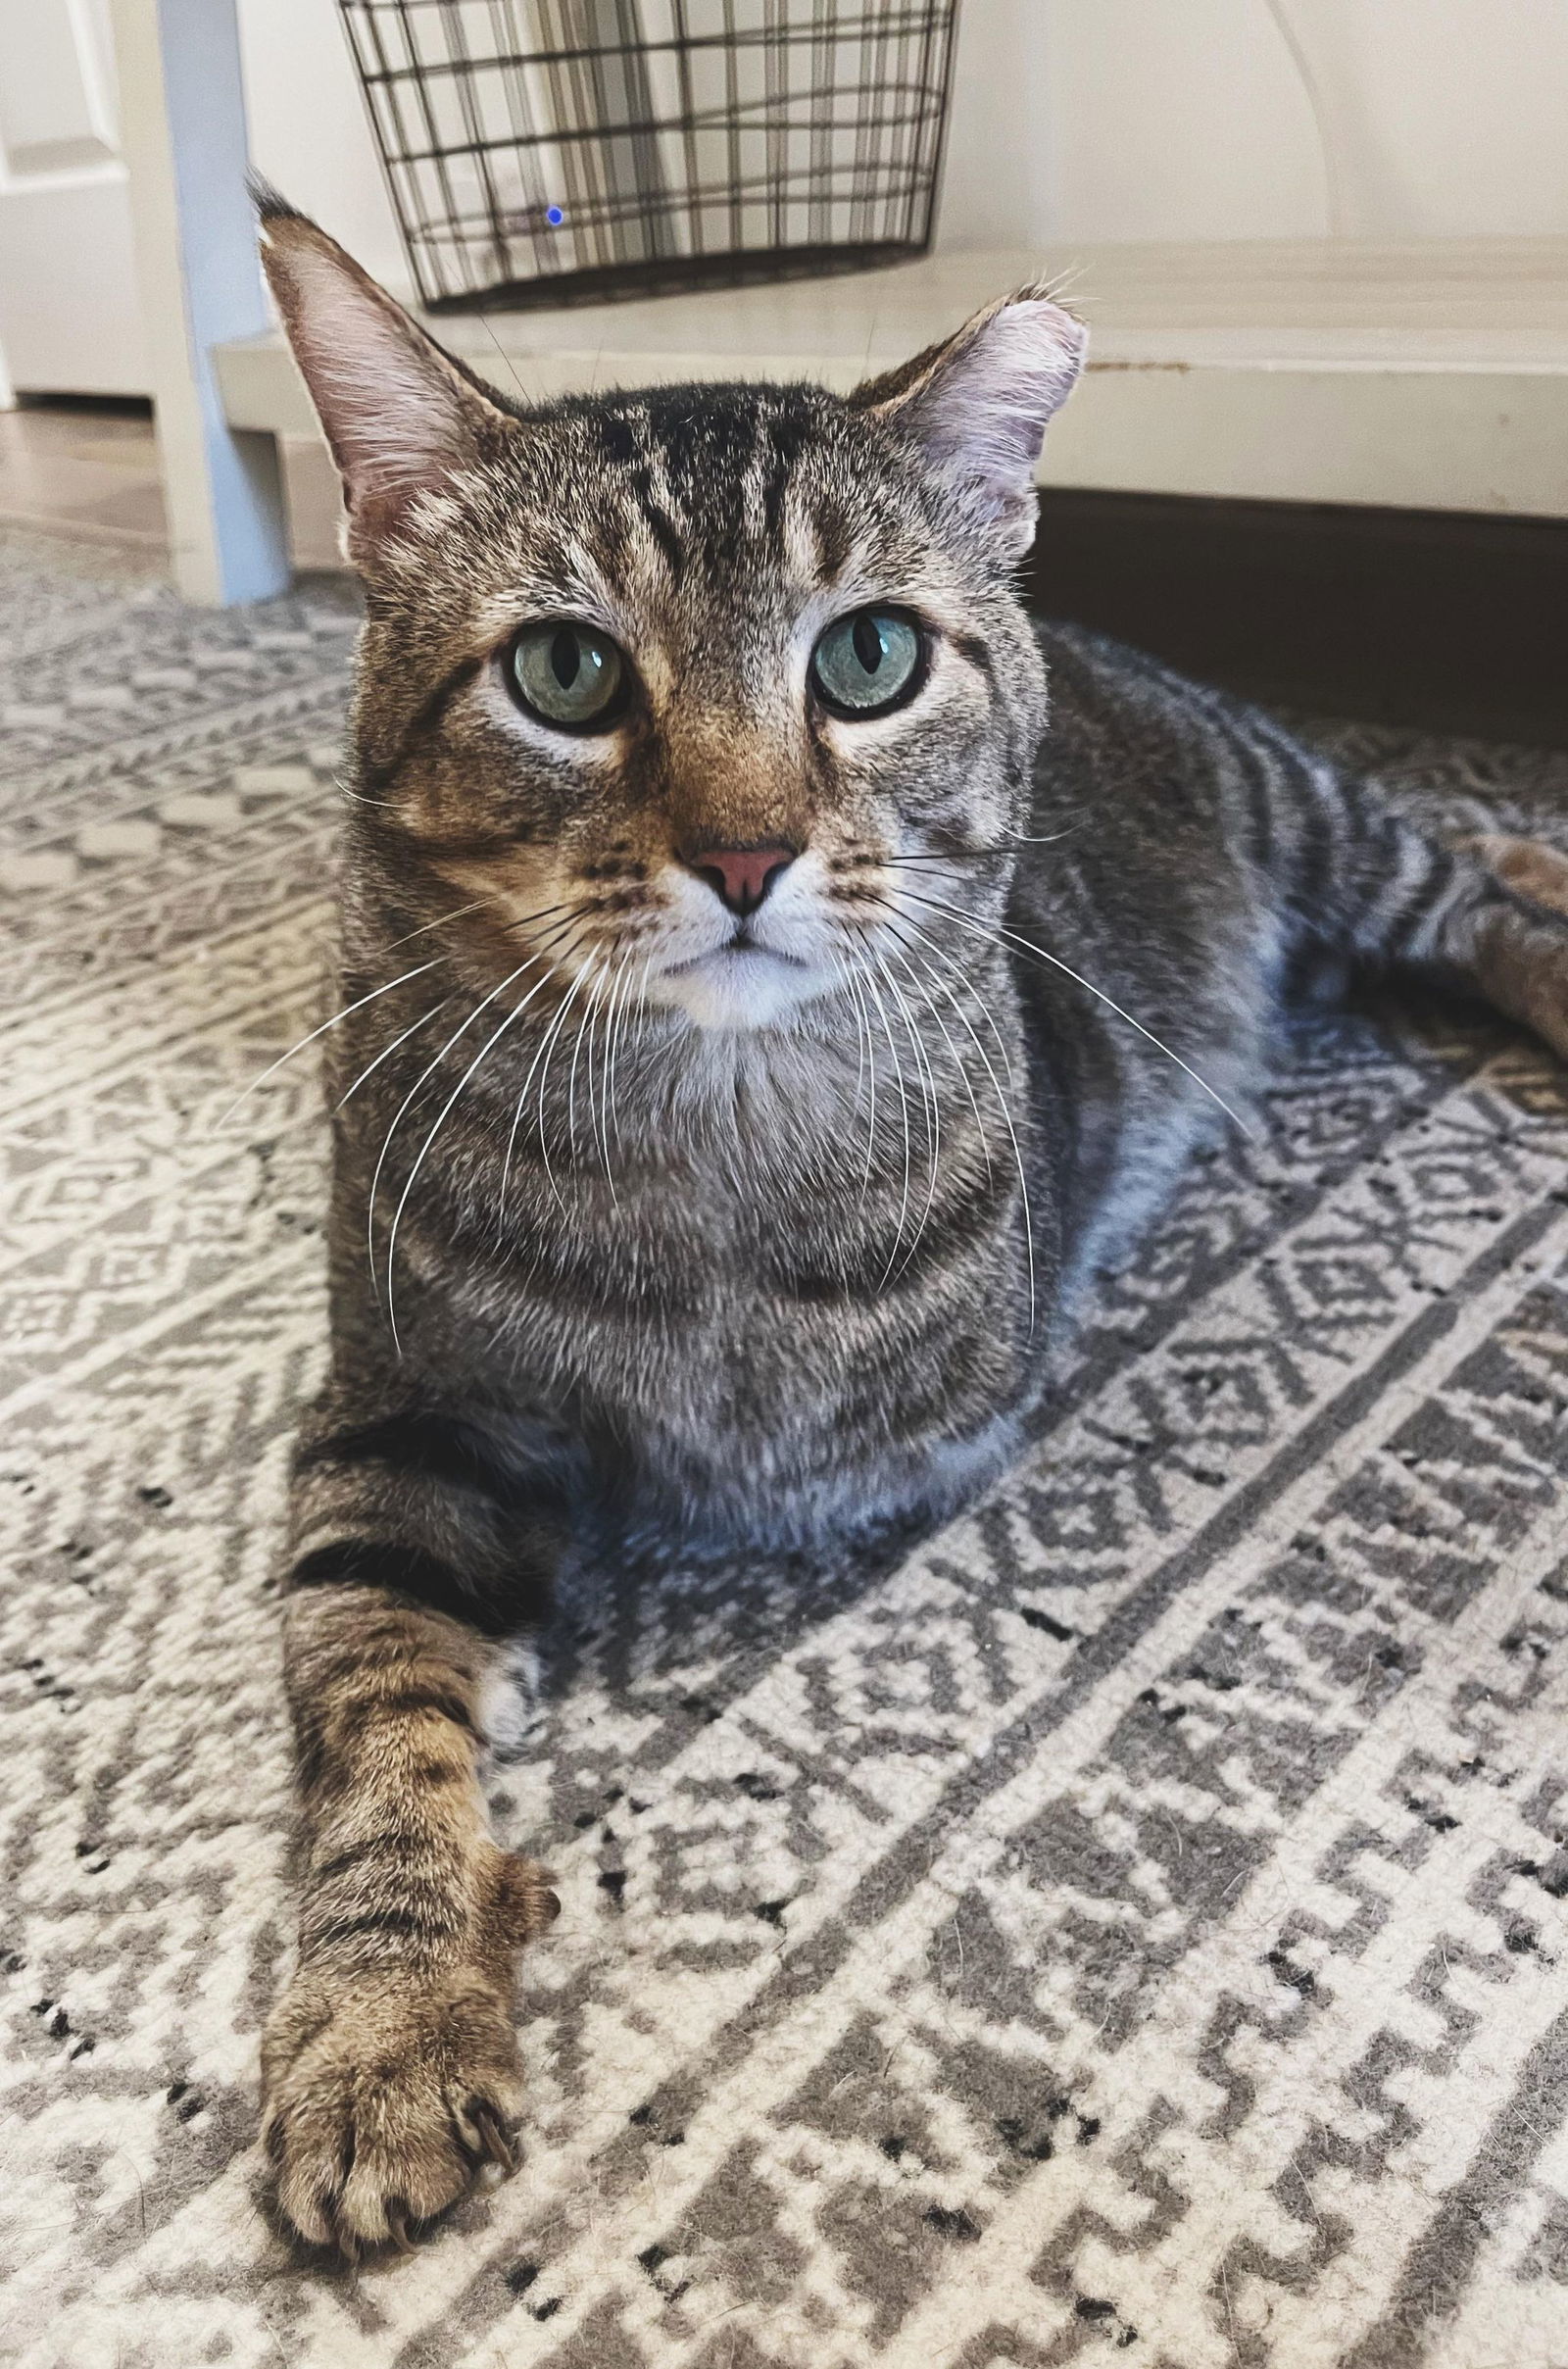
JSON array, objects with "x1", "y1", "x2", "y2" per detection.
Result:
[{"x1": 109, "y1": 0, "x2": 289, "y2": 604}]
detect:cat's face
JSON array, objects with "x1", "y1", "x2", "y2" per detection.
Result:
[
  {"x1": 262, "y1": 202, "x2": 1085, "y2": 1035},
  {"x1": 351, "y1": 385, "x2": 1055, "y2": 1033}
]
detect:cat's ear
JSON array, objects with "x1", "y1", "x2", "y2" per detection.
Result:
[
  {"x1": 852, "y1": 289, "x2": 1086, "y2": 557},
  {"x1": 255, "y1": 185, "x2": 514, "y2": 564}
]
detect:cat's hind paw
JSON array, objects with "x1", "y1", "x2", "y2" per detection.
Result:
[{"x1": 1461, "y1": 830, "x2": 1568, "y2": 918}]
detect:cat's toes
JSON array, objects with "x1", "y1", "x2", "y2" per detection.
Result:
[
  {"x1": 1462, "y1": 831, "x2": 1568, "y2": 917},
  {"x1": 261, "y1": 1966, "x2": 525, "y2": 2255},
  {"x1": 1455, "y1": 831, "x2": 1568, "y2": 1062}
]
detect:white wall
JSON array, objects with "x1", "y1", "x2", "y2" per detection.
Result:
[
  {"x1": 1270, "y1": 0, "x2": 1568, "y2": 239},
  {"x1": 940, "y1": 0, "x2": 1568, "y2": 249},
  {"x1": 235, "y1": 0, "x2": 1568, "y2": 292},
  {"x1": 236, "y1": 0, "x2": 407, "y2": 293}
]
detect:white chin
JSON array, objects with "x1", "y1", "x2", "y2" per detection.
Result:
[{"x1": 646, "y1": 947, "x2": 824, "y2": 1030}]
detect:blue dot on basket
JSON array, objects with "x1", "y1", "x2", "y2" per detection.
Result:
[{"x1": 546, "y1": 206, "x2": 565, "y2": 227}]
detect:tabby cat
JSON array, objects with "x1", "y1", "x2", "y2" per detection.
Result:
[{"x1": 253, "y1": 192, "x2": 1568, "y2": 2255}]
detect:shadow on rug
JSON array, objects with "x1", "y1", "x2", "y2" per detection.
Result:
[{"x1": 2, "y1": 527, "x2": 1567, "y2": 2368}]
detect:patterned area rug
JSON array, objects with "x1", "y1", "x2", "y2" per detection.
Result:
[{"x1": 4, "y1": 525, "x2": 1568, "y2": 2369}]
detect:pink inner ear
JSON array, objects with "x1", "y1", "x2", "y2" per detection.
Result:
[
  {"x1": 276, "y1": 244, "x2": 467, "y2": 513},
  {"x1": 261, "y1": 222, "x2": 508, "y2": 547},
  {"x1": 911, "y1": 299, "x2": 1087, "y2": 518}
]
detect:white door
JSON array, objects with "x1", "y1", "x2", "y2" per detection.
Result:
[{"x1": 0, "y1": 0, "x2": 147, "y2": 394}]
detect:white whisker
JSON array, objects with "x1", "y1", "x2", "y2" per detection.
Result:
[
  {"x1": 565, "y1": 968, "x2": 599, "y2": 1178},
  {"x1": 857, "y1": 959, "x2": 913, "y2": 1282},
  {"x1": 336, "y1": 782, "x2": 403, "y2": 811},
  {"x1": 841, "y1": 960, "x2": 878, "y2": 1206},
  {"x1": 900, "y1": 888, "x2": 1256, "y2": 1140},
  {"x1": 881, "y1": 936, "x2": 994, "y2": 1188},
  {"x1": 368, "y1": 958, "x2": 542, "y2": 1318},
  {"x1": 991, "y1": 814, "x2": 1087, "y2": 846},
  {"x1": 535, "y1": 960, "x2": 597, "y2": 1211},
  {"x1": 366, "y1": 908, "x2": 580, "y2": 1308},
  {"x1": 596, "y1": 948, "x2": 637, "y2": 1195},
  {"x1": 875, "y1": 904, "x2": 1015, "y2": 1092},
  {"x1": 622, "y1": 957, "x2": 655, "y2": 1158},
  {"x1": 380, "y1": 899, "x2": 489, "y2": 952},
  {"x1": 863, "y1": 901, "x2": 1036, "y2": 1331},
  {"x1": 334, "y1": 995, "x2": 451, "y2": 1111},
  {"x1": 485, "y1": 939, "x2": 581, "y2": 1221},
  {"x1": 876, "y1": 947, "x2": 942, "y2": 1273},
  {"x1": 873, "y1": 898, "x2": 1019, "y2": 1090},
  {"x1": 928, "y1": 964, "x2": 1036, "y2": 1334},
  {"x1": 831, "y1": 955, "x2": 869, "y2": 1142},
  {"x1": 221, "y1": 957, "x2": 443, "y2": 1126},
  {"x1": 384, "y1": 968, "x2": 554, "y2": 1353},
  {"x1": 909, "y1": 913, "x2": 1018, "y2": 1089}
]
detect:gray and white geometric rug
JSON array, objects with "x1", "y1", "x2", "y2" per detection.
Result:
[{"x1": 4, "y1": 523, "x2": 1568, "y2": 2369}]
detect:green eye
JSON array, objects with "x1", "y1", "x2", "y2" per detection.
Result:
[
  {"x1": 509, "y1": 620, "x2": 626, "y2": 728},
  {"x1": 810, "y1": 608, "x2": 922, "y2": 716}
]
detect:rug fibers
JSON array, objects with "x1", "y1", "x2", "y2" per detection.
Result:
[{"x1": 3, "y1": 527, "x2": 1568, "y2": 2369}]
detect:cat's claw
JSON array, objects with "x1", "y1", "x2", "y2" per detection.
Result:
[
  {"x1": 261, "y1": 1963, "x2": 527, "y2": 2256},
  {"x1": 466, "y1": 2098, "x2": 519, "y2": 2177}
]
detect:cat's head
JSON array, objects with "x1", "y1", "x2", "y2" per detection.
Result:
[{"x1": 261, "y1": 197, "x2": 1084, "y2": 1033}]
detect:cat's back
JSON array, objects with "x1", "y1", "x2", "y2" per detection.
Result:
[
  {"x1": 1010, "y1": 617, "x2": 1276, "y2": 977},
  {"x1": 1004, "y1": 620, "x2": 1295, "y2": 1284},
  {"x1": 1025, "y1": 617, "x2": 1267, "y2": 833}
]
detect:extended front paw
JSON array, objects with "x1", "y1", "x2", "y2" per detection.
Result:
[{"x1": 262, "y1": 1959, "x2": 529, "y2": 2253}]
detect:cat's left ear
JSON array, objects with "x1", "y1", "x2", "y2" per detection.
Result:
[{"x1": 852, "y1": 289, "x2": 1086, "y2": 557}]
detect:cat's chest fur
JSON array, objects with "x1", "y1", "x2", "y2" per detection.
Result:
[{"x1": 376, "y1": 1019, "x2": 1046, "y2": 1549}]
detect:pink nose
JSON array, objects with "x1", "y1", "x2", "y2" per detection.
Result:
[{"x1": 682, "y1": 841, "x2": 797, "y2": 917}]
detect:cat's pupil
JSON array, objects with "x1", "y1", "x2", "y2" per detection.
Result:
[
  {"x1": 509, "y1": 618, "x2": 623, "y2": 728},
  {"x1": 852, "y1": 614, "x2": 885, "y2": 674},
  {"x1": 808, "y1": 607, "x2": 920, "y2": 718},
  {"x1": 551, "y1": 628, "x2": 581, "y2": 690}
]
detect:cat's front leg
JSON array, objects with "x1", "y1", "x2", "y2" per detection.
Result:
[{"x1": 262, "y1": 1578, "x2": 557, "y2": 2254}]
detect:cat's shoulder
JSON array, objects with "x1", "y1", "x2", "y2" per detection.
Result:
[
  {"x1": 1029, "y1": 615, "x2": 1208, "y2": 711},
  {"x1": 1027, "y1": 615, "x2": 1267, "y2": 763}
]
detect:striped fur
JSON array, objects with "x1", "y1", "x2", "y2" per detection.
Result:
[{"x1": 253, "y1": 198, "x2": 1568, "y2": 2253}]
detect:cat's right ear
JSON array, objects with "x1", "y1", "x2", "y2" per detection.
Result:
[{"x1": 255, "y1": 185, "x2": 514, "y2": 566}]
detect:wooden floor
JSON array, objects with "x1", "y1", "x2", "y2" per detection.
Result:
[{"x1": 0, "y1": 398, "x2": 167, "y2": 553}]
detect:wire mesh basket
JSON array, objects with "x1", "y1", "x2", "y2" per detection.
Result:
[{"x1": 338, "y1": 2, "x2": 962, "y2": 311}]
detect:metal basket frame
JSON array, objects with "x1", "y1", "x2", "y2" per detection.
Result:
[{"x1": 338, "y1": 1, "x2": 962, "y2": 311}]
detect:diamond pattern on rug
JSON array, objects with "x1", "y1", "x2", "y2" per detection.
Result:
[{"x1": 2, "y1": 526, "x2": 1567, "y2": 2369}]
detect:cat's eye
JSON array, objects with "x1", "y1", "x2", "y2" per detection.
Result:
[
  {"x1": 810, "y1": 607, "x2": 923, "y2": 718},
  {"x1": 508, "y1": 620, "x2": 626, "y2": 729}
]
